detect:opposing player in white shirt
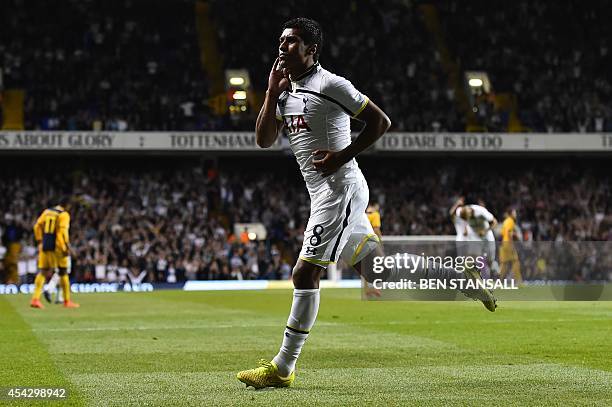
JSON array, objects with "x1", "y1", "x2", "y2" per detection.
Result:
[
  {"x1": 237, "y1": 18, "x2": 495, "y2": 390},
  {"x1": 450, "y1": 197, "x2": 499, "y2": 275}
]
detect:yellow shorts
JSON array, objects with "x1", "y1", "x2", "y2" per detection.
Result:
[
  {"x1": 37, "y1": 252, "x2": 69, "y2": 270},
  {"x1": 499, "y1": 243, "x2": 518, "y2": 262},
  {"x1": 38, "y1": 251, "x2": 58, "y2": 270},
  {"x1": 56, "y1": 255, "x2": 69, "y2": 269}
]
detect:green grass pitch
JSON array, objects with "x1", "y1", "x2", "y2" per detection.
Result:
[{"x1": 1, "y1": 290, "x2": 611, "y2": 406}]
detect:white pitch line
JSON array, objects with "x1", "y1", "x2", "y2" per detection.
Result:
[
  {"x1": 27, "y1": 321, "x2": 340, "y2": 332},
  {"x1": 17, "y1": 317, "x2": 609, "y2": 333}
]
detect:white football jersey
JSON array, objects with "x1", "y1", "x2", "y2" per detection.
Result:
[
  {"x1": 468, "y1": 205, "x2": 495, "y2": 232},
  {"x1": 454, "y1": 205, "x2": 494, "y2": 240},
  {"x1": 276, "y1": 63, "x2": 369, "y2": 194}
]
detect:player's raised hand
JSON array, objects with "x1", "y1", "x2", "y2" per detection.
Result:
[
  {"x1": 268, "y1": 57, "x2": 289, "y2": 96},
  {"x1": 312, "y1": 149, "x2": 346, "y2": 177}
]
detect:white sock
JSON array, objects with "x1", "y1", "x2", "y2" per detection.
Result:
[
  {"x1": 46, "y1": 272, "x2": 60, "y2": 294},
  {"x1": 272, "y1": 288, "x2": 320, "y2": 377}
]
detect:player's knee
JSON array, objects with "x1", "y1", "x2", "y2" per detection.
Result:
[
  {"x1": 58, "y1": 268, "x2": 68, "y2": 277},
  {"x1": 292, "y1": 260, "x2": 322, "y2": 289}
]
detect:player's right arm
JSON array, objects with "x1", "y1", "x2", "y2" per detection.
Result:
[
  {"x1": 449, "y1": 197, "x2": 464, "y2": 220},
  {"x1": 33, "y1": 211, "x2": 45, "y2": 248},
  {"x1": 255, "y1": 58, "x2": 288, "y2": 148}
]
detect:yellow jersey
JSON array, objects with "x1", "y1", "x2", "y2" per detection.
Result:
[
  {"x1": 33, "y1": 206, "x2": 70, "y2": 253},
  {"x1": 367, "y1": 210, "x2": 381, "y2": 229},
  {"x1": 501, "y1": 216, "x2": 515, "y2": 242}
]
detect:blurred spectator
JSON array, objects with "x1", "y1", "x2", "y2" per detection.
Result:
[
  {"x1": 0, "y1": 0, "x2": 211, "y2": 130},
  {"x1": 211, "y1": 0, "x2": 463, "y2": 132},
  {"x1": 2, "y1": 0, "x2": 610, "y2": 132},
  {"x1": 438, "y1": 0, "x2": 612, "y2": 132},
  {"x1": 0, "y1": 156, "x2": 610, "y2": 283}
]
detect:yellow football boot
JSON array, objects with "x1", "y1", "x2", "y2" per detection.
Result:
[
  {"x1": 462, "y1": 267, "x2": 498, "y2": 312},
  {"x1": 237, "y1": 360, "x2": 295, "y2": 389}
]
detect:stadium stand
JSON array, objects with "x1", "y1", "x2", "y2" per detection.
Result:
[
  {"x1": 0, "y1": 157, "x2": 610, "y2": 284},
  {"x1": 437, "y1": 0, "x2": 612, "y2": 132},
  {"x1": 1, "y1": 0, "x2": 211, "y2": 131},
  {"x1": 211, "y1": 0, "x2": 463, "y2": 132},
  {"x1": 5, "y1": 1, "x2": 609, "y2": 131},
  {"x1": 1, "y1": 1, "x2": 611, "y2": 284}
]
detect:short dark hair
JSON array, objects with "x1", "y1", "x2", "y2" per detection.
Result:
[
  {"x1": 282, "y1": 17, "x2": 323, "y2": 61},
  {"x1": 57, "y1": 195, "x2": 71, "y2": 206}
]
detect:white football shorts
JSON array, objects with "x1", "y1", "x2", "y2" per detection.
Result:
[{"x1": 299, "y1": 176, "x2": 380, "y2": 268}]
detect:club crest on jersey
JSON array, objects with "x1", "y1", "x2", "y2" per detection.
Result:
[
  {"x1": 284, "y1": 115, "x2": 311, "y2": 133},
  {"x1": 302, "y1": 97, "x2": 309, "y2": 113}
]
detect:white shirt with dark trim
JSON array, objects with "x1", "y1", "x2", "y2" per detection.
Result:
[
  {"x1": 276, "y1": 63, "x2": 369, "y2": 194},
  {"x1": 454, "y1": 205, "x2": 494, "y2": 240},
  {"x1": 469, "y1": 205, "x2": 494, "y2": 233}
]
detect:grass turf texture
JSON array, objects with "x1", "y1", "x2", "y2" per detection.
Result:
[{"x1": 1, "y1": 290, "x2": 611, "y2": 406}]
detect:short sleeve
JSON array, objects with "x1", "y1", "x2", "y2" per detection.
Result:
[
  {"x1": 369, "y1": 212, "x2": 381, "y2": 228},
  {"x1": 474, "y1": 206, "x2": 494, "y2": 222},
  {"x1": 323, "y1": 75, "x2": 369, "y2": 117}
]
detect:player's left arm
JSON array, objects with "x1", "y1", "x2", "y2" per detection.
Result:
[
  {"x1": 482, "y1": 209, "x2": 498, "y2": 234},
  {"x1": 313, "y1": 76, "x2": 390, "y2": 176},
  {"x1": 57, "y1": 212, "x2": 71, "y2": 256},
  {"x1": 490, "y1": 217, "x2": 498, "y2": 230},
  {"x1": 314, "y1": 101, "x2": 390, "y2": 176},
  {"x1": 346, "y1": 100, "x2": 391, "y2": 157}
]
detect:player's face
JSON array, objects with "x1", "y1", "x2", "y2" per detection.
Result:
[{"x1": 278, "y1": 28, "x2": 313, "y2": 72}]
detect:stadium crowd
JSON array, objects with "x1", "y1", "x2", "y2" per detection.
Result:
[
  {"x1": 371, "y1": 158, "x2": 612, "y2": 241},
  {"x1": 3, "y1": 0, "x2": 610, "y2": 132},
  {"x1": 1, "y1": 0, "x2": 214, "y2": 131},
  {"x1": 212, "y1": 0, "x2": 463, "y2": 132},
  {"x1": 438, "y1": 0, "x2": 612, "y2": 132},
  {"x1": 0, "y1": 158, "x2": 610, "y2": 284}
]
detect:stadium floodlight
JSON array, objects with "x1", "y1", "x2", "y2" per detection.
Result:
[
  {"x1": 225, "y1": 69, "x2": 251, "y2": 89},
  {"x1": 464, "y1": 71, "x2": 491, "y2": 93},
  {"x1": 229, "y1": 77, "x2": 245, "y2": 86},
  {"x1": 232, "y1": 91, "x2": 247, "y2": 100},
  {"x1": 234, "y1": 223, "x2": 267, "y2": 240}
]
